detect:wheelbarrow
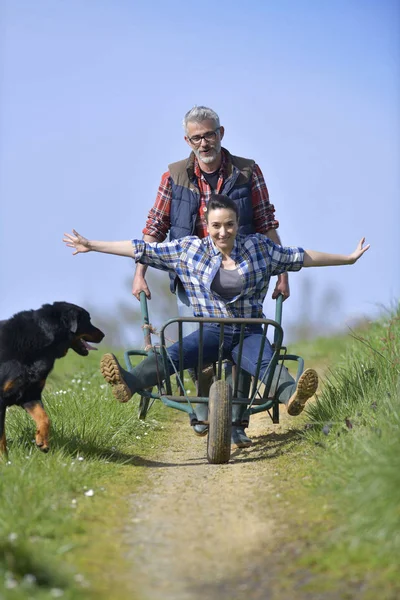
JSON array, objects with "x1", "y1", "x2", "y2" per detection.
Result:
[{"x1": 124, "y1": 292, "x2": 305, "y2": 464}]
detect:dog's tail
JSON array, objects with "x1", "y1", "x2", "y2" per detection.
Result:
[{"x1": 0, "y1": 361, "x2": 27, "y2": 399}]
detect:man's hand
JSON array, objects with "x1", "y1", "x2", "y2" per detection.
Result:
[
  {"x1": 272, "y1": 273, "x2": 290, "y2": 301},
  {"x1": 131, "y1": 234, "x2": 159, "y2": 300},
  {"x1": 132, "y1": 270, "x2": 151, "y2": 301}
]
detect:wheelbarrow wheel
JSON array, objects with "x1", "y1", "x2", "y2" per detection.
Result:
[
  {"x1": 138, "y1": 395, "x2": 150, "y2": 420},
  {"x1": 207, "y1": 380, "x2": 232, "y2": 464}
]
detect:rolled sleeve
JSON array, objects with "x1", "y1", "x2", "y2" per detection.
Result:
[
  {"x1": 268, "y1": 243, "x2": 304, "y2": 275},
  {"x1": 142, "y1": 171, "x2": 172, "y2": 242},
  {"x1": 131, "y1": 238, "x2": 182, "y2": 273},
  {"x1": 251, "y1": 164, "x2": 280, "y2": 235}
]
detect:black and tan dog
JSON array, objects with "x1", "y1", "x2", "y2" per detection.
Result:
[{"x1": 0, "y1": 302, "x2": 104, "y2": 455}]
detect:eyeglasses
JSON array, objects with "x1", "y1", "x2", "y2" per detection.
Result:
[{"x1": 188, "y1": 128, "x2": 220, "y2": 146}]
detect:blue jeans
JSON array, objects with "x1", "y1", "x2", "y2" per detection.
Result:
[
  {"x1": 166, "y1": 323, "x2": 274, "y2": 382},
  {"x1": 176, "y1": 281, "x2": 234, "y2": 380},
  {"x1": 127, "y1": 323, "x2": 295, "y2": 405},
  {"x1": 176, "y1": 280, "x2": 199, "y2": 337}
]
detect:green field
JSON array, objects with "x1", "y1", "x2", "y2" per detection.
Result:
[{"x1": 1, "y1": 307, "x2": 399, "y2": 599}]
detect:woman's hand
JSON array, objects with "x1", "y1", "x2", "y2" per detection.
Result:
[
  {"x1": 348, "y1": 237, "x2": 370, "y2": 264},
  {"x1": 63, "y1": 230, "x2": 91, "y2": 255},
  {"x1": 304, "y1": 237, "x2": 370, "y2": 267}
]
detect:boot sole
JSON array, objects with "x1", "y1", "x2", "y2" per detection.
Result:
[
  {"x1": 231, "y1": 428, "x2": 253, "y2": 449},
  {"x1": 100, "y1": 353, "x2": 131, "y2": 403},
  {"x1": 287, "y1": 369, "x2": 318, "y2": 416},
  {"x1": 231, "y1": 439, "x2": 253, "y2": 449},
  {"x1": 193, "y1": 425, "x2": 209, "y2": 437}
]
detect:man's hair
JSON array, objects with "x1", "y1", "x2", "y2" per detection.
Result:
[
  {"x1": 206, "y1": 194, "x2": 239, "y2": 221},
  {"x1": 183, "y1": 106, "x2": 220, "y2": 134}
]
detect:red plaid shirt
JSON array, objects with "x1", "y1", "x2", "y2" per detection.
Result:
[{"x1": 143, "y1": 149, "x2": 279, "y2": 241}]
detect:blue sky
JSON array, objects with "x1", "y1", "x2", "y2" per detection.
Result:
[{"x1": 1, "y1": 0, "x2": 399, "y2": 341}]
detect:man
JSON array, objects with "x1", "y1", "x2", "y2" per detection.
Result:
[
  {"x1": 132, "y1": 106, "x2": 290, "y2": 444},
  {"x1": 132, "y1": 105, "x2": 289, "y2": 302}
]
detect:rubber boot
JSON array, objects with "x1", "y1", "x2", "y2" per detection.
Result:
[
  {"x1": 191, "y1": 365, "x2": 215, "y2": 436},
  {"x1": 231, "y1": 402, "x2": 252, "y2": 449},
  {"x1": 270, "y1": 365, "x2": 318, "y2": 415},
  {"x1": 285, "y1": 369, "x2": 318, "y2": 416},
  {"x1": 268, "y1": 364, "x2": 295, "y2": 401},
  {"x1": 193, "y1": 402, "x2": 209, "y2": 436},
  {"x1": 100, "y1": 353, "x2": 165, "y2": 403},
  {"x1": 228, "y1": 369, "x2": 252, "y2": 449}
]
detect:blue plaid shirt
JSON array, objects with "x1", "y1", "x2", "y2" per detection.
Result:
[{"x1": 132, "y1": 234, "x2": 304, "y2": 319}]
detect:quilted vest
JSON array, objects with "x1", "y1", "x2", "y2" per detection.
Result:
[
  {"x1": 167, "y1": 149, "x2": 256, "y2": 292},
  {"x1": 168, "y1": 149, "x2": 255, "y2": 241}
]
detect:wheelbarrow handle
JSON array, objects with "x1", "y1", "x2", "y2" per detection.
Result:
[
  {"x1": 139, "y1": 290, "x2": 284, "y2": 342},
  {"x1": 139, "y1": 290, "x2": 149, "y2": 324},
  {"x1": 274, "y1": 294, "x2": 284, "y2": 345},
  {"x1": 274, "y1": 293, "x2": 284, "y2": 326},
  {"x1": 139, "y1": 291, "x2": 152, "y2": 348}
]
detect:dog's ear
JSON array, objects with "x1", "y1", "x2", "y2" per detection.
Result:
[
  {"x1": 69, "y1": 315, "x2": 78, "y2": 334},
  {"x1": 60, "y1": 305, "x2": 80, "y2": 334}
]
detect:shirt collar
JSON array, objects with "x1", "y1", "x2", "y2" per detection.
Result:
[{"x1": 205, "y1": 235, "x2": 242, "y2": 260}]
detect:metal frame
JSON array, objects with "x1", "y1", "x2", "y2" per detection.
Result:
[{"x1": 124, "y1": 293, "x2": 305, "y2": 426}]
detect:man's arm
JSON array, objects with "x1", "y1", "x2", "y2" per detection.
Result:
[
  {"x1": 265, "y1": 227, "x2": 289, "y2": 298},
  {"x1": 132, "y1": 234, "x2": 158, "y2": 300},
  {"x1": 251, "y1": 163, "x2": 290, "y2": 300},
  {"x1": 133, "y1": 172, "x2": 173, "y2": 300}
]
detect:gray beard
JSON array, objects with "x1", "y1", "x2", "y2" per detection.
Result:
[
  {"x1": 193, "y1": 140, "x2": 221, "y2": 165},
  {"x1": 200, "y1": 153, "x2": 217, "y2": 164}
]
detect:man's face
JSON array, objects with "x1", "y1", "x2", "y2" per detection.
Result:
[{"x1": 185, "y1": 119, "x2": 224, "y2": 166}]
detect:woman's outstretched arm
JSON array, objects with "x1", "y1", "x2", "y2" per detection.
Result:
[
  {"x1": 63, "y1": 230, "x2": 135, "y2": 257},
  {"x1": 303, "y1": 237, "x2": 370, "y2": 267}
]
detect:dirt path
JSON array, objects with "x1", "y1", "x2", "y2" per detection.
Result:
[{"x1": 121, "y1": 406, "x2": 340, "y2": 600}]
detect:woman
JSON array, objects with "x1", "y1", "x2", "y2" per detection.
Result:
[{"x1": 64, "y1": 195, "x2": 369, "y2": 448}]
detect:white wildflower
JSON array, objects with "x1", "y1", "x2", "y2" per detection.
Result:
[
  {"x1": 84, "y1": 489, "x2": 94, "y2": 497},
  {"x1": 5, "y1": 574, "x2": 18, "y2": 589},
  {"x1": 22, "y1": 574, "x2": 37, "y2": 586}
]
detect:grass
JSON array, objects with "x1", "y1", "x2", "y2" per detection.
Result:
[
  {"x1": 288, "y1": 305, "x2": 400, "y2": 595},
  {"x1": 0, "y1": 349, "x2": 171, "y2": 599},
  {"x1": 1, "y1": 310, "x2": 399, "y2": 598}
]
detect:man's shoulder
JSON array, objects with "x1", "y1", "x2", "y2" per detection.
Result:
[
  {"x1": 224, "y1": 149, "x2": 256, "y2": 170},
  {"x1": 168, "y1": 157, "x2": 188, "y2": 171},
  {"x1": 168, "y1": 156, "x2": 193, "y2": 186}
]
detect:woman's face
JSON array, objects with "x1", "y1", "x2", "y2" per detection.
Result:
[{"x1": 206, "y1": 207, "x2": 238, "y2": 253}]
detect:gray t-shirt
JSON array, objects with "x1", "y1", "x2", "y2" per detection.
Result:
[{"x1": 211, "y1": 268, "x2": 243, "y2": 300}]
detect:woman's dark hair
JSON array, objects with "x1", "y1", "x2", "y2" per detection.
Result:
[{"x1": 206, "y1": 194, "x2": 239, "y2": 221}]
